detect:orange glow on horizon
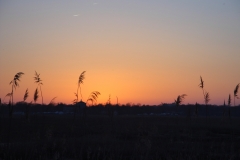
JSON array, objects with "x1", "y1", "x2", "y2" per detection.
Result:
[{"x1": 1, "y1": 70, "x2": 239, "y2": 106}]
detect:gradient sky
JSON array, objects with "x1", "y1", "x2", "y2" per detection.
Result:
[{"x1": 0, "y1": 0, "x2": 240, "y2": 105}]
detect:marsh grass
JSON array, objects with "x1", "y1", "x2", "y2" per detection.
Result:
[
  {"x1": 174, "y1": 94, "x2": 187, "y2": 115},
  {"x1": 23, "y1": 88, "x2": 30, "y2": 121},
  {"x1": 199, "y1": 76, "x2": 204, "y2": 98},
  {"x1": 34, "y1": 71, "x2": 43, "y2": 105},
  {"x1": 49, "y1": 97, "x2": 57, "y2": 106},
  {"x1": 77, "y1": 71, "x2": 86, "y2": 101},
  {"x1": 23, "y1": 89, "x2": 29, "y2": 102},
  {"x1": 34, "y1": 88, "x2": 39, "y2": 104},
  {"x1": 174, "y1": 94, "x2": 187, "y2": 107},
  {"x1": 72, "y1": 71, "x2": 86, "y2": 120},
  {"x1": 199, "y1": 76, "x2": 211, "y2": 117},
  {"x1": 204, "y1": 92, "x2": 210, "y2": 117},
  {"x1": 234, "y1": 83, "x2": 239, "y2": 107},
  {"x1": 228, "y1": 94, "x2": 231, "y2": 118},
  {"x1": 8, "y1": 72, "x2": 24, "y2": 117},
  {"x1": 4, "y1": 93, "x2": 12, "y2": 104},
  {"x1": 1, "y1": 115, "x2": 240, "y2": 159},
  {"x1": 87, "y1": 91, "x2": 101, "y2": 106}
]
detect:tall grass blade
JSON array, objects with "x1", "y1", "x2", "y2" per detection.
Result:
[
  {"x1": 175, "y1": 94, "x2": 187, "y2": 106},
  {"x1": 9, "y1": 72, "x2": 24, "y2": 107},
  {"x1": 234, "y1": 84, "x2": 239, "y2": 97},
  {"x1": 34, "y1": 71, "x2": 43, "y2": 104},
  {"x1": 199, "y1": 76, "x2": 204, "y2": 89},
  {"x1": 77, "y1": 71, "x2": 86, "y2": 101},
  {"x1": 34, "y1": 88, "x2": 39, "y2": 103},
  {"x1": 87, "y1": 91, "x2": 101, "y2": 106},
  {"x1": 34, "y1": 71, "x2": 43, "y2": 84},
  {"x1": 234, "y1": 83, "x2": 239, "y2": 106},
  {"x1": 204, "y1": 92, "x2": 210, "y2": 105},
  {"x1": 23, "y1": 89, "x2": 29, "y2": 102},
  {"x1": 228, "y1": 94, "x2": 231, "y2": 118},
  {"x1": 228, "y1": 94, "x2": 231, "y2": 106},
  {"x1": 49, "y1": 97, "x2": 57, "y2": 105}
]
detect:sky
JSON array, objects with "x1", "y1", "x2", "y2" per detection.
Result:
[{"x1": 0, "y1": 0, "x2": 240, "y2": 106}]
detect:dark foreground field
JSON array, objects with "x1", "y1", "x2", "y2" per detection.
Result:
[{"x1": 0, "y1": 115, "x2": 240, "y2": 159}]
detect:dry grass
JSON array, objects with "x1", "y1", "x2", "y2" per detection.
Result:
[
  {"x1": 234, "y1": 83, "x2": 239, "y2": 107},
  {"x1": 23, "y1": 89, "x2": 29, "y2": 102},
  {"x1": 87, "y1": 91, "x2": 101, "y2": 106},
  {"x1": 34, "y1": 71, "x2": 43, "y2": 105},
  {"x1": 77, "y1": 71, "x2": 86, "y2": 101},
  {"x1": 34, "y1": 88, "x2": 39, "y2": 103}
]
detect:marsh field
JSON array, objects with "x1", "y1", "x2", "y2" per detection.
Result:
[{"x1": 0, "y1": 105, "x2": 240, "y2": 160}]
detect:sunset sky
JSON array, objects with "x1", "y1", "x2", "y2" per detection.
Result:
[{"x1": 0, "y1": 0, "x2": 240, "y2": 106}]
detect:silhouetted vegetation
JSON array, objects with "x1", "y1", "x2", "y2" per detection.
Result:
[
  {"x1": 174, "y1": 94, "x2": 187, "y2": 106},
  {"x1": 228, "y1": 94, "x2": 231, "y2": 118},
  {"x1": 199, "y1": 76, "x2": 211, "y2": 117},
  {"x1": 1, "y1": 72, "x2": 240, "y2": 159},
  {"x1": 199, "y1": 76, "x2": 204, "y2": 98},
  {"x1": 77, "y1": 71, "x2": 86, "y2": 101},
  {"x1": 34, "y1": 88, "x2": 39, "y2": 104},
  {"x1": 49, "y1": 97, "x2": 57, "y2": 106},
  {"x1": 8, "y1": 72, "x2": 24, "y2": 117},
  {"x1": 34, "y1": 71, "x2": 43, "y2": 105},
  {"x1": 0, "y1": 104, "x2": 240, "y2": 159},
  {"x1": 234, "y1": 83, "x2": 239, "y2": 107},
  {"x1": 87, "y1": 91, "x2": 101, "y2": 106},
  {"x1": 23, "y1": 88, "x2": 29, "y2": 102}
]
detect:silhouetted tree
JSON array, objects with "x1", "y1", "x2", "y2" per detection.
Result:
[
  {"x1": 34, "y1": 71, "x2": 43, "y2": 105},
  {"x1": 234, "y1": 83, "x2": 239, "y2": 107}
]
